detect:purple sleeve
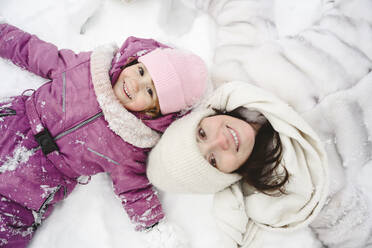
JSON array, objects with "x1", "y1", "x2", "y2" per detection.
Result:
[
  {"x1": 0, "y1": 23, "x2": 80, "y2": 79},
  {"x1": 109, "y1": 158, "x2": 165, "y2": 231}
]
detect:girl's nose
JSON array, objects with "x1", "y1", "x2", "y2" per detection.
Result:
[{"x1": 132, "y1": 79, "x2": 139, "y2": 92}]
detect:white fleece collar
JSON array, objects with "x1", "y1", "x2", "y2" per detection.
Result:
[{"x1": 90, "y1": 44, "x2": 160, "y2": 148}]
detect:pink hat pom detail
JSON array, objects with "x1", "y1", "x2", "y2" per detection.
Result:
[{"x1": 138, "y1": 48, "x2": 208, "y2": 114}]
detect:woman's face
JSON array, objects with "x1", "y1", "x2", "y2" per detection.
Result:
[{"x1": 196, "y1": 115, "x2": 258, "y2": 173}]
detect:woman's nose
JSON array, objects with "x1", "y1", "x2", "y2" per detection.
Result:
[{"x1": 212, "y1": 132, "x2": 229, "y2": 151}]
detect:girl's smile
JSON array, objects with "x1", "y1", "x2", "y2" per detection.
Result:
[
  {"x1": 196, "y1": 115, "x2": 259, "y2": 173},
  {"x1": 123, "y1": 82, "x2": 133, "y2": 99},
  {"x1": 113, "y1": 62, "x2": 159, "y2": 113}
]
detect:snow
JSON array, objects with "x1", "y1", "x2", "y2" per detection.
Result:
[
  {"x1": 35, "y1": 124, "x2": 43, "y2": 133},
  {"x1": 0, "y1": 146, "x2": 34, "y2": 173},
  {"x1": 0, "y1": 0, "x2": 371, "y2": 247}
]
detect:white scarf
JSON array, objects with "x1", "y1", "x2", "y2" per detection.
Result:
[{"x1": 208, "y1": 82, "x2": 329, "y2": 247}]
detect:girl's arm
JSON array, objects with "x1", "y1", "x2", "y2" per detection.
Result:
[
  {"x1": 110, "y1": 163, "x2": 164, "y2": 231},
  {"x1": 0, "y1": 23, "x2": 79, "y2": 79},
  {"x1": 111, "y1": 165, "x2": 189, "y2": 247}
]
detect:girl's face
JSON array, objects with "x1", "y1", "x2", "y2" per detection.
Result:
[
  {"x1": 196, "y1": 115, "x2": 258, "y2": 173},
  {"x1": 113, "y1": 62, "x2": 160, "y2": 114}
]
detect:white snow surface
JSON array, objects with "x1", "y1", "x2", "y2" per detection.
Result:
[
  {"x1": 0, "y1": 0, "x2": 371, "y2": 247},
  {"x1": 0, "y1": 146, "x2": 34, "y2": 173}
]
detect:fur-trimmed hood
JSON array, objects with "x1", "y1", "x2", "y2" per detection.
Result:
[{"x1": 90, "y1": 44, "x2": 161, "y2": 148}]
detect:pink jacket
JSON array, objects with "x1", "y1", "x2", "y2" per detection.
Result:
[{"x1": 0, "y1": 23, "x2": 177, "y2": 231}]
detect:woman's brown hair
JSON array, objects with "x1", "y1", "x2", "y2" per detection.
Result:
[{"x1": 217, "y1": 108, "x2": 289, "y2": 195}]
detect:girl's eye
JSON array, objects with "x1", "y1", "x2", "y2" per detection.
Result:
[
  {"x1": 209, "y1": 154, "x2": 217, "y2": 168},
  {"x1": 147, "y1": 88, "x2": 153, "y2": 97},
  {"x1": 198, "y1": 128, "x2": 206, "y2": 139},
  {"x1": 139, "y1": 67, "x2": 144, "y2": 76}
]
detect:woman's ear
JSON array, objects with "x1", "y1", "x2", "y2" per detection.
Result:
[{"x1": 234, "y1": 107, "x2": 267, "y2": 125}]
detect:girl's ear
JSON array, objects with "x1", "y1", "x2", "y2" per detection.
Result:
[{"x1": 143, "y1": 107, "x2": 161, "y2": 118}]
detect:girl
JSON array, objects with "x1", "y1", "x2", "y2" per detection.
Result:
[
  {"x1": 147, "y1": 81, "x2": 372, "y2": 248},
  {"x1": 0, "y1": 22, "x2": 208, "y2": 247}
]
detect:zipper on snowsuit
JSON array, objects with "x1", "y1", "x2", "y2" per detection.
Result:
[
  {"x1": 30, "y1": 112, "x2": 104, "y2": 229},
  {"x1": 31, "y1": 185, "x2": 64, "y2": 230},
  {"x1": 32, "y1": 112, "x2": 103, "y2": 154}
]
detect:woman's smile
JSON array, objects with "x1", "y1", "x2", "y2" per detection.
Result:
[{"x1": 227, "y1": 126, "x2": 239, "y2": 151}]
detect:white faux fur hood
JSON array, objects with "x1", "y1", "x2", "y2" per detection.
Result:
[{"x1": 90, "y1": 44, "x2": 160, "y2": 148}]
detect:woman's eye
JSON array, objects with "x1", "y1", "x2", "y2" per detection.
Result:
[
  {"x1": 198, "y1": 128, "x2": 206, "y2": 139},
  {"x1": 139, "y1": 67, "x2": 144, "y2": 76},
  {"x1": 147, "y1": 88, "x2": 153, "y2": 97},
  {"x1": 209, "y1": 154, "x2": 217, "y2": 168}
]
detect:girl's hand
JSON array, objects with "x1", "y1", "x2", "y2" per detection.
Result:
[{"x1": 142, "y1": 219, "x2": 189, "y2": 248}]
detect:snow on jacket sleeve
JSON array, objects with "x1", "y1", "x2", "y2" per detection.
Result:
[
  {"x1": 0, "y1": 23, "x2": 82, "y2": 79},
  {"x1": 108, "y1": 152, "x2": 164, "y2": 231}
]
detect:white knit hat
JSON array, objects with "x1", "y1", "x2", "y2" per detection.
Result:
[{"x1": 147, "y1": 107, "x2": 242, "y2": 194}]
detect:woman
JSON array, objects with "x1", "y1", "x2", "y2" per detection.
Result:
[
  {"x1": 146, "y1": 81, "x2": 330, "y2": 247},
  {"x1": 147, "y1": 81, "x2": 372, "y2": 248}
]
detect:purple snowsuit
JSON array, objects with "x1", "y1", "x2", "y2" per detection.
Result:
[{"x1": 0, "y1": 23, "x2": 176, "y2": 247}]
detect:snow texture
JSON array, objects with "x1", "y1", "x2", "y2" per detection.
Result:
[
  {"x1": 142, "y1": 220, "x2": 189, "y2": 248},
  {"x1": 0, "y1": 0, "x2": 371, "y2": 247},
  {"x1": 0, "y1": 146, "x2": 34, "y2": 173}
]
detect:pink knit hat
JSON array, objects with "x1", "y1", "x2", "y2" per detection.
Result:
[{"x1": 138, "y1": 48, "x2": 208, "y2": 114}]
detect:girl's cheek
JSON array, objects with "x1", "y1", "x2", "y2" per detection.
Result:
[{"x1": 130, "y1": 101, "x2": 148, "y2": 112}]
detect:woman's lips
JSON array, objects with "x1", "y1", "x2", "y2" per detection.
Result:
[{"x1": 227, "y1": 126, "x2": 240, "y2": 151}]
